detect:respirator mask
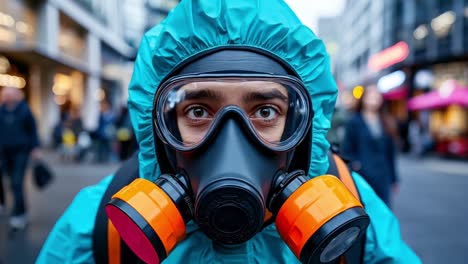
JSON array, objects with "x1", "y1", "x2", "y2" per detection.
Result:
[{"x1": 105, "y1": 50, "x2": 370, "y2": 264}]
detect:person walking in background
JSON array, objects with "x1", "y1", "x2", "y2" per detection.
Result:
[
  {"x1": 60, "y1": 110, "x2": 78, "y2": 162},
  {"x1": 115, "y1": 105, "x2": 137, "y2": 161},
  {"x1": 327, "y1": 106, "x2": 350, "y2": 151},
  {"x1": 94, "y1": 100, "x2": 116, "y2": 163},
  {"x1": 341, "y1": 85, "x2": 399, "y2": 207},
  {"x1": 63, "y1": 107, "x2": 86, "y2": 162},
  {"x1": 52, "y1": 111, "x2": 67, "y2": 150},
  {"x1": 0, "y1": 86, "x2": 40, "y2": 229}
]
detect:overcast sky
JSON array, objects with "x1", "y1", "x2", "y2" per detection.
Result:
[{"x1": 284, "y1": 0, "x2": 346, "y2": 32}]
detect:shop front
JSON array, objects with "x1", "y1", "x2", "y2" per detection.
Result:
[
  {"x1": 408, "y1": 77, "x2": 468, "y2": 158},
  {"x1": 377, "y1": 70, "x2": 410, "y2": 122},
  {"x1": 0, "y1": 1, "x2": 92, "y2": 146}
]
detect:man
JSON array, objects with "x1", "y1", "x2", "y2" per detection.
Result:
[
  {"x1": 0, "y1": 86, "x2": 40, "y2": 229},
  {"x1": 95, "y1": 100, "x2": 116, "y2": 163},
  {"x1": 37, "y1": 1, "x2": 421, "y2": 263}
]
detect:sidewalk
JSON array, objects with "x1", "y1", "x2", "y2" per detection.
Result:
[
  {"x1": 394, "y1": 153, "x2": 468, "y2": 264},
  {"x1": 398, "y1": 153, "x2": 468, "y2": 177},
  {"x1": 0, "y1": 150, "x2": 120, "y2": 264}
]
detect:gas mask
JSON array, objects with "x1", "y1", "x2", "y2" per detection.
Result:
[{"x1": 105, "y1": 50, "x2": 370, "y2": 264}]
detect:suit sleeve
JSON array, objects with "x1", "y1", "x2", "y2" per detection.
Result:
[
  {"x1": 352, "y1": 172, "x2": 421, "y2": 263},
  {"x1": 35, "y1": 175, "x2": 114, "y2": 264}
]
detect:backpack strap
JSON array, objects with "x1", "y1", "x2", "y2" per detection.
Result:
[
  {"x1": 327, "y1": 151, "x2": 366, "y2": 264},
  {"x1": 93, "y1": 152, "x2": 141, "y2": 264},
  {"x1": 327, "y1": 152, "x2": 360, "y2": 200}
]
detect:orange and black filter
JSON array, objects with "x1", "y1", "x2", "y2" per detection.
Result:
[
  {"x1": 105, "y1": 174, "x2": 193, "y2": 264},
  {"x1": 268, "y1": 171, "x2": 370, "y2": 264}
]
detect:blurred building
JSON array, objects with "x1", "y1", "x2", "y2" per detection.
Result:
[
  {"x1": 336, "y1": 0, "x2": 468, "y2": 156},
  {"x1": 317, "y1": 17, "x2": 341, "y2": 76},
  {"x1": 146, "y1": 0, "x2": 178, "y2": 32},
  {"x1": 0, "y1": 0, "x2": 178, "y2": 145},
  {"x1": 122, "y1": 0, "x2": 148, "y2": 48},
  {"x1": 317, "y1": 16, "x2": 349, "y2": 146}
]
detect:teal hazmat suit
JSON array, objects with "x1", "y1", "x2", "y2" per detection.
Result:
[{"x1": 37, "y1": 0, "x2": 422, "y2": 263}]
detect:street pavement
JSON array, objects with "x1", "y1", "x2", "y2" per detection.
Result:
[
  {"x1": 393, "y1": 154, "x2": 468, "y2": 264},
  {"x1": 0, "y1": 152, "x2": 119, "y2": 264},
  {"x1": 0, "y1": 152, "x2": 467, "y2": 263}
]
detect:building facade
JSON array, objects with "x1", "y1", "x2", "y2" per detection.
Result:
[
  {"x1": 336, "y1": 0, "x2": 468, "y2": 156},
  {"x1": 0, "y1": 0, "x2": 135, "y2": 144},
  {"x1": 317, "y1": 17, "x2": 341, "y2": 76},
  {"x1": 146, "y1": 0, "x2": 179, "y2": 32},
  {"x1": 0, "y1": 0, "x2": 178, "y2": 146}
]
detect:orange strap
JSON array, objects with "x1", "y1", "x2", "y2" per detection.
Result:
[
  {"x1": 333, "y1": 154, "x2": 360, "y2": 264},
  {"x1": 340, "y1": 256, "x2": 346, "y2": 264},
  {"x1": 107, "y1": 221, "x2": 121, "y2": 264},
  {"x1": 333, "y1": 154, "x2": 360, "y2": 200}
]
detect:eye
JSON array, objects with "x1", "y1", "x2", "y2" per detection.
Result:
[
  {"x1": 253, "y1": 106, "x2": 278, "y2": 120},
  {"x1": 186, "y1": 106, "x2": 209, "y2": 119}
]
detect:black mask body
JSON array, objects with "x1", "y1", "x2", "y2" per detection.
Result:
[{"x1": 176, "y1": 111, "x2": 288, "y2": 244}]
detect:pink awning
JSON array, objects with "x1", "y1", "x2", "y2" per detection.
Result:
[
  {"x1": 383, "y1": 86, "x2": 408, "y2": 100},
  {"x1": 408, "y1": 81, "x2": 468, "y2": 110}
]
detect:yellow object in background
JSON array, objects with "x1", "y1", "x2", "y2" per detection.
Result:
[
  {"x1": 446, "y1": 105, "x2": 467, "y2": 133},
  {"x1": 62, "y1": 129, "x2": 76, "y2": 146},
  {"x1": 117, "y1": 128, "x2": 132, "y2": 141},
  {"x1": 352, "y1": 85, "x2": 364, "y2": 99}
]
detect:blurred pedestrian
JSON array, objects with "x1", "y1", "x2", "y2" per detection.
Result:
[
  {"x1": 52, "y1": 111, "x2": 67, "y2": 150},
  {"x1": 0, "y1": 86, "x2": 40, "y2": 229},
  {"x1": 409, "y1": 116, "x2": 425, "y2": 156},
  {"x1": 59, "y1": 112, "x2": 77, "y2": 162},
  {"x1": 327, "y1": 106, "x2": 350, "y2": 151},
  {"x1": 341, "y1": 85, "x2": 399, "y2": 207},
  {"x1": 68, "y1": 107, "x2": 84, "y2": 137},
  {"x1": 115, "y1": 105, "x2": 137, "y2": 161},
  {"x1": 94, "y1": 100, "x2": 116, "y2": 163},
  {"x1": 62, "y1": 107, "x2": 87, "y2": 162}
]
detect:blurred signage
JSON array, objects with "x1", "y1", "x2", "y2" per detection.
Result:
[
  {"x1": 0, "y1": 73, "x2": 26, "y2": 88},
  {"x1": 414, "y1": 69, "x2": 434, "y2": 89},
  {"x1": 0, "y1": 56, "x2": 10, "y2": 73},
  {"x1": 368, "y1": 41, "x2": 409, "y2": 72},
  {"x1": 377, "y1": 70, "x2": 406, "y2": 93}
]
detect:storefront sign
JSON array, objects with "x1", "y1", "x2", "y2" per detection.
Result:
[
  {"x1": 377, "y1": 70, "x2": 406, "y2": 93},
  {"x1": 0, "y1": 73, "x2": 26, "y2": 88},
  {"x1": 368, "y1": 41, "x2": 409, "y2": 72}
]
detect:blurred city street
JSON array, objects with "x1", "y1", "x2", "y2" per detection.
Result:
[
  {"x1": 0, "y1": 152, "x2": 119, "y2": 264},
  {"x1": 393, "y1": 155, "x2": 468, "y2": 264},
  {"x1": 1, "y1": 0, "x2": 468, "y2": 263},
  {"x1": 0, "y1": 152, "x2": 466, "y2": 264}
]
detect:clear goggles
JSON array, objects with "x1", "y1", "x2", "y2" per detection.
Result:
[{"x1": 153, "y1": 74, "x2": 313, "y2": 152}]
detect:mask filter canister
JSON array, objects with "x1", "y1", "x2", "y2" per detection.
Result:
[{"x1": 269, "y1": 172, "x2": 370, "y2": 264}]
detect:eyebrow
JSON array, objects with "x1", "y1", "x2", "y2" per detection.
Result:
[
  {"x1": 242, "y1": 89, "x2": 288, "y2": 103},
  {"x1": 183, "y1": 89, "x2": 223, "y2": 101}
]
